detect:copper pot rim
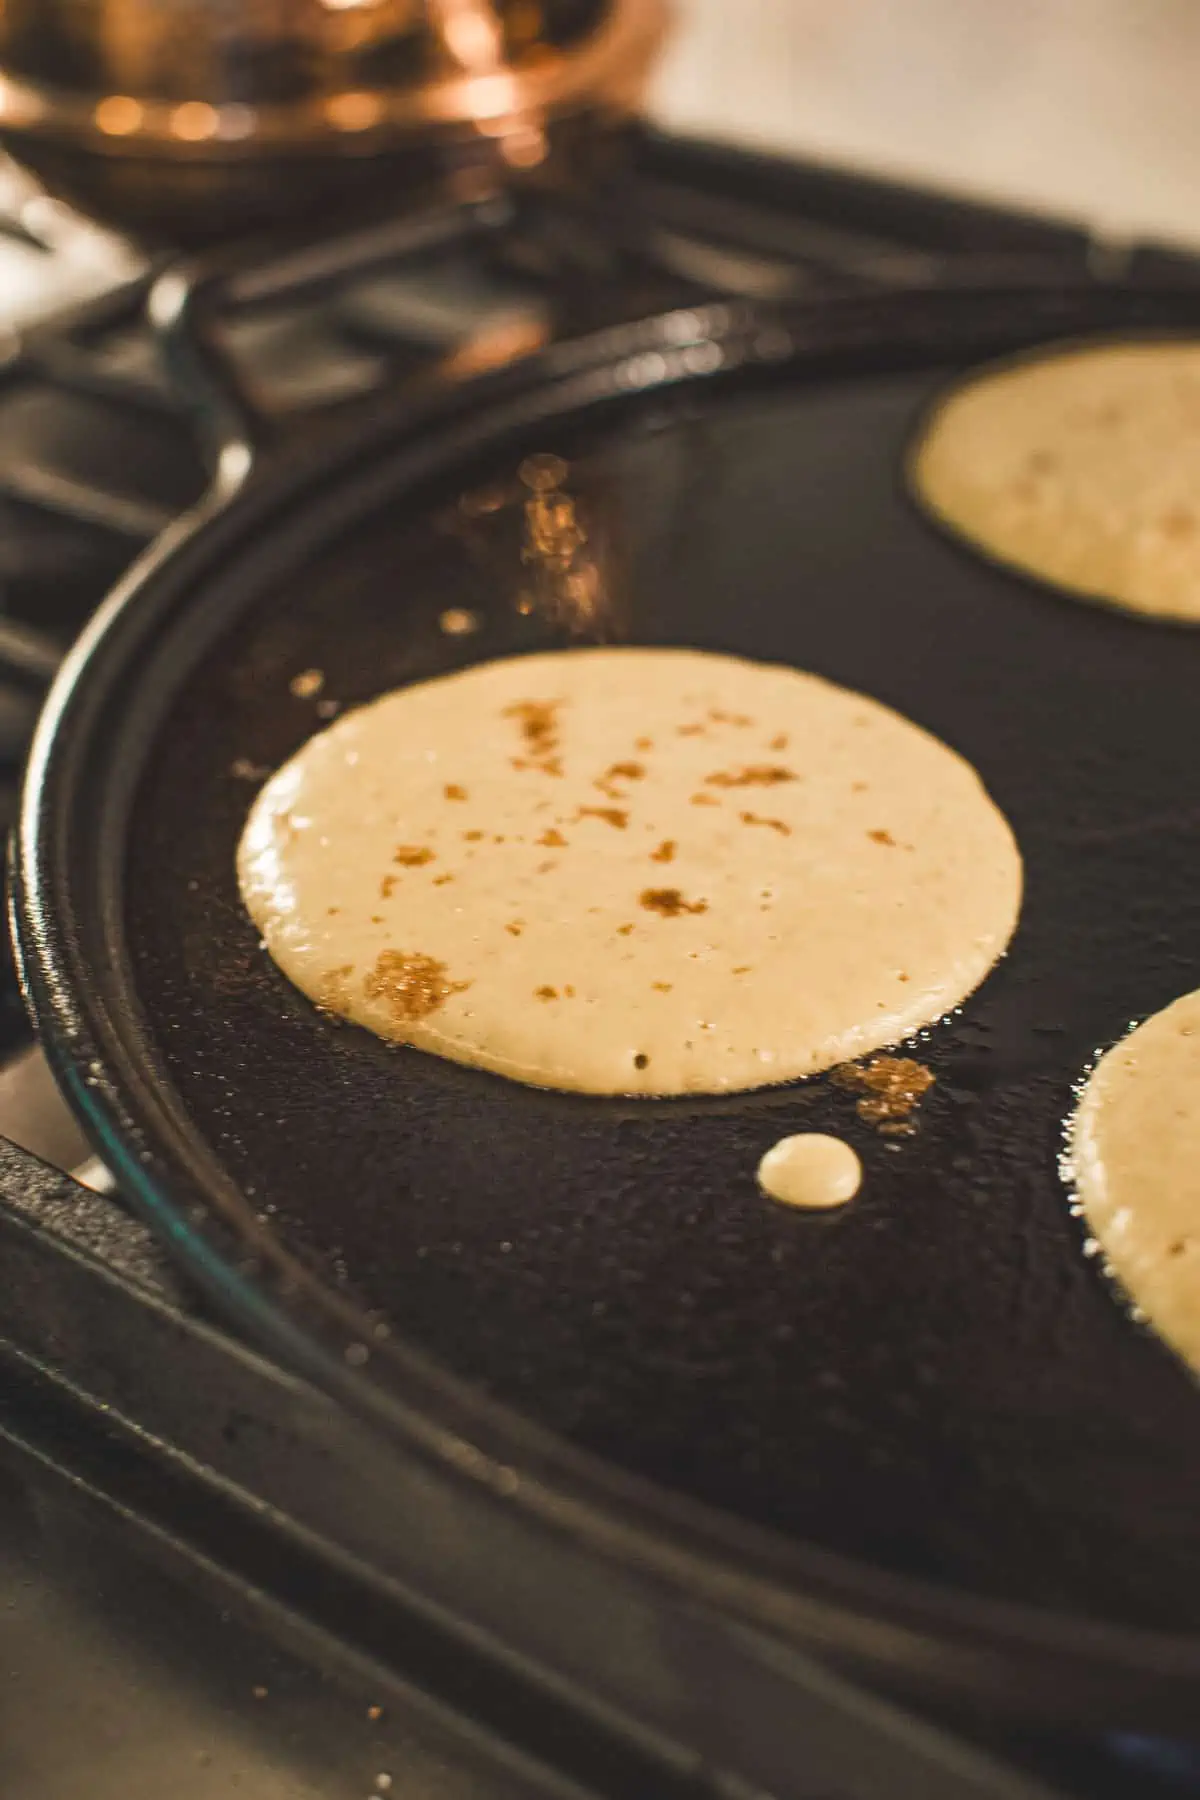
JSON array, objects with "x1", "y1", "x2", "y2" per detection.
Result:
[{"x1": 0, "y1": 0, "x2": 668, "y2": 157}]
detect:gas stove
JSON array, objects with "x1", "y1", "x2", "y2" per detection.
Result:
[{"x1": 0, "y1": 128, "x2": 1198, "y2": 1799}]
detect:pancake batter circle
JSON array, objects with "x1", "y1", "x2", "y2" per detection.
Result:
[
  {"x1": 912, "y1": 338, "x2": 1200, "y2": 622},
  {"x1": 1067, "y1": 988, "x2": 1200, "y2": 1374},
  {"x1": 238, "y1": 647, "x2": 1022, "y2": 1095}
]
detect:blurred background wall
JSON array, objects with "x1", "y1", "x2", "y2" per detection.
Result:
[{"x1": 651, "y1": 0, "x2": 1200, "y2": 246}]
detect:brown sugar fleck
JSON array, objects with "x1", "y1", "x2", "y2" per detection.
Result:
[
  {"x1": 394, "y1": 845, "x2": 435, "y2": 867},
  {"x1": 575, "y1": 806, "x2": 628, "y2": 830},
  {"x1": 506, "y1": 920, "x2": 525, "y2": 936},
  {"x1": 832, "y1": 1056, "x2": 935, "y2": 1131},
  {"x1": 706, "y1": 764, "x2": 796, "y2": 789},
  {"x1": 380, "y1": 875, "x2": 397, "y2": 900},
  {"x1": 365, "y1": 951, "x2": 469, "y2": 1023},
  {"x1": 537, "y1": 827, "x2": 567, "y2": 848},
  {"x1": 740, "y1": 811, "x2": 790, "y2": 835},
  {"x1": 650, "y1": 839, "x2": 677, "y2": 863},
  {"x1": 768, "y1": 733, "x2": 789, "y2": 752},
  {"x1": 639, "y1": 886, "x2": 708, "y2": 918},
  {"x1": 445, "y1": 783, "x2": 468, "y2": 801},
  {"x1": 535, "y1": 985, "x2": 558, "y2": 1001},
  {"x1": 868, "y1": 829, "x2": 896, "y2": 847},
  {"x1": 289, "y1": 668, "x2": 324, "y2": 699}
]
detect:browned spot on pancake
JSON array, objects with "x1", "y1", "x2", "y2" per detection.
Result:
[
  {"x1": 394, "y1": 845, "x2": 435, "y2": 867},
  {"x1": 380, "y1": 875, "x2": 397, "y2": 899},
  {"x1": 506, "y1": 919, "x2": 525, "y2": 936},
  {"x1": 575, "y1": 806, "x2": 628, "y2": 829},
  {"x1": 535, "y1": 985, "x2": 558, "y2": 1001},
  {"x1": 852, "y1": 781, "x2": 868, "y2": 793},
  {"x1": 677, "y1": 723, "x2": 706, "y2": 738},
  {"x1": 463, "y1": 829, "x2": 484, "y2": 842},
  {"x1": 832, "y1": 1056, "x2": 935, "y2": 1132},
  {"x1": 537, "y1": 827, "x2": 567, "y2": 848},
  {"x1": 445, "y1": 783, "x2": 467, "y2": 801},
  {"x1": 634, "y1": 736, "x2": 652, "y2": 751},
  {"x1": 650, "y1": 839, "x2": 676, "y2": 863},
  {"x1": 639, "y1": 886, "x2": 708, "y2": 918},
  {"x1": 768, "y1": 733, "x2": 788, "y2": 752},
  {"x1": 708, "y1": 708, "x2": 752, "y2": 726},
  {"x1": 652, "y1": 981, "x2": 672, "y2": 992},
  {"x1": 433, "y1": 873, "x2": 454, "y2": 886},
  {"x1": 1161, "y1": 506, "x2": 1196, "y2": 539},
  {"x1": 740, "y1": 811, "x2": 790, "y2": 835},
  {"x1": 868, "y1": 829, "x2": 896, "y2": 847},
  {"x1": 504, "y1": 698, "x2": 564, "y2": 776},
  {"x1": 365, "y1": 951, "x2": 469, "y2": 1023},
  {"x1": 706, "y1": 764, "x2": 796, "y2": 788},
  {"x1": 595, "y1": 759, "x2": 645, "y2": 798},
  {"x1": 318, "y1": 963, "x2": 354, "y2": 1010},
  {"x1": 690, "y1": 792, "x2": 718, "y2": 807},
  {"x1": 617, "y1": 923, "x2": 633, "y2": 936},
  {"x1": 732, "y1": 965, "x2": 751, "y2": 975},
  {"x1": 511, "y1": 754, "x2": 563, "y2": 777}
]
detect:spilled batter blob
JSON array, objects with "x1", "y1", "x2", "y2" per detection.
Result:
[
  {"x1": 1065, "y1": 988, "x2": 1200, "y2": 1373},
  {"x1": 912, "y1": 338, "x2": 1200, "y2": 622},
  {"x1": 757, "y1": 1134, "x2": 862, "y2": 1209},
  {"x1": 237, "y1": 647, "x2": 1021, "y2": 1095}
]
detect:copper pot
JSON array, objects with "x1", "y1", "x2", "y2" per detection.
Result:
[{"x1": 0, "y1": 0, "x2": 669, "y2": 242}]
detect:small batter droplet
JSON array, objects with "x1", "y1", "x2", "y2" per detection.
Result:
[{"x1": 757, "y1": 1133, "x2": 862, "y2": 1210}]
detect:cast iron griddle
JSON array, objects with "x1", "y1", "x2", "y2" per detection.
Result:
[{"x1": 21, "y1": 288, "x2": 1200, "y2": 1650}]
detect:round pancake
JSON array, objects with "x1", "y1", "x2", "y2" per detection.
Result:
[
  {"x1": 238, "y1": 647, "x2": 1022, "y2": 1096},
  {"x1": 1067, "y1": 989, "x2": 1200, "y2": 1374},
  {"x1": 911, "y1": 338, "x2": 1200, "y2": 621}
]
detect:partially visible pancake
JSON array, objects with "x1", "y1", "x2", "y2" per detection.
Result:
[
  {"x1": 912, "y1": 338, "x2": 1200, "y2": 621},
  {"x1": 238, "y1": 646, "x2": 1022, "y2": 1096},
  {"x1": 1067, "y1": 989, "x2": 1200, "y2": 1374}
]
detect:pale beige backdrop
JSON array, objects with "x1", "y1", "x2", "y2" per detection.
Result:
[{"x1": 652, "y1": 0, "x2": 1200, "y2": 247}]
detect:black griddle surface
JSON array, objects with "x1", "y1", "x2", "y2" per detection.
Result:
[{"x1": 116, "y1": 317, "x2": 1200, "y2": 1637}]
